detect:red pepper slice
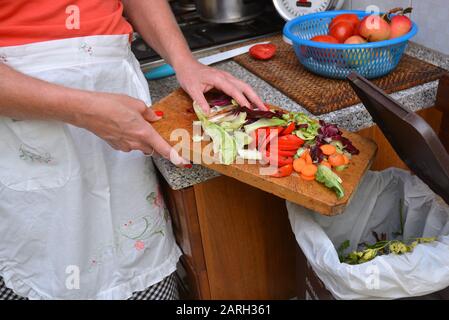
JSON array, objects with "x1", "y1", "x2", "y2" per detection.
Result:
[
  {"x1": 270, "y1": 164, "x2": 293, "y2": 178},
  {"x1": 265, "y1": 152, "x2": 294, "y2": 167},
  {"x1": 258, "y1": 127, "x2": 283, "y2": 151},
  {"x1": 254, "y1": 128, "x2": 263, "y2": 147},
  {"x1": 266, "y1": 147, "x2": 297, "y2": 157},
  {"x1": 281, "y1": 122, "x2": 296, "y2": 136},
  {"x1": 277, "y1": 149, "x2": 297, "y2": 157},
  {"x1": 278, "y1": 143, "x2": 301, "y2": 151},
  {"x1": 279, "y1": 134, "x2": 304, "y2": 144},
  {"x1": 276, "y1": 134, "x2": 304, "y2": 151},
  {"x1": 266, "y1": 149, "x2": 297, "y2": 158}
]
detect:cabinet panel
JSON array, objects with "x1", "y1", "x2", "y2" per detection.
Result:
[
  {"x1": 194, "y1": 176, "x2": 297, "y2": 300},
  {"x1": 157, "y1": 171, "x2": 211, "y2": 299}
]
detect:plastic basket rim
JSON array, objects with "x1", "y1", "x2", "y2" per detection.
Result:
[{"x1": 283, "y1": 10, "x2": 418, "y2": 50}]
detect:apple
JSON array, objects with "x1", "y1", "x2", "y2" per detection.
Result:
[
  {"x1": 359, "y1": 15, "x2": 391, "y2": 42},
  {"x1": 344, "y1": 35, "x2": 367, "y2": 44},
  {"x1": 389, "y1": 15, "x2": 412, "y2": 39}
]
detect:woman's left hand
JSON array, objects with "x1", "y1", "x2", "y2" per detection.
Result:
[{"x1": 175, "y1": 60, "x2": 267, "y2": 114}]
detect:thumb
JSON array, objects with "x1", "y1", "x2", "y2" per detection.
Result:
[{"x1": 142, "y1": 107, "x2": 162, "y2": 123}]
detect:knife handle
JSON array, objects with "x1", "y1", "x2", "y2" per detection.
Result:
[{"x1": 144, "y1": 64, "x2": 175, "y2": 80}]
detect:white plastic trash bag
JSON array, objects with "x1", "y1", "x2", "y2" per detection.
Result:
[{"x1": 287, "y1": 168, "x2": 449, "y2": 300}]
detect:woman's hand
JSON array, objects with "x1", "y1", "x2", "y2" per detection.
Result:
[
  {"x1": 123, "y1": 0, "x2": 266, "y2": 113},
  {"x1": 175, "y1": 60, "x2": 267, "y2": 113},
  {"x1": 76, "y1": 92, "x2": 190, "y2": 167}
]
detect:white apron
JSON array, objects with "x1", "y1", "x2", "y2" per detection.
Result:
[{"x1": 0, "y1": 35, "x2": 181, "y2": 300}]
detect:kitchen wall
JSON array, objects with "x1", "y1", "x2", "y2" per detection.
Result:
[{"x1": 342, "y1": 0, "x2": 449, "y2": 55}]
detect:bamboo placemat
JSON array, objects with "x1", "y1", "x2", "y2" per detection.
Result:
[{"x1": 233, "y1": 35, "x2": 446, "y2": 115}]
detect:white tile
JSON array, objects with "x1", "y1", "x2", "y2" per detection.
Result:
[
  {"x1": 412, "y1": 0, "x2": 449, "y2": 54},
  {"x1": 349, "y1": 0, "x2": 449, "y2": 55},
  {"x1": 341, "y1": 0, "x2": 352, "y2": 10},
  {"x1": 351, "y1": 0, "x2": 412, "y2": 13}
]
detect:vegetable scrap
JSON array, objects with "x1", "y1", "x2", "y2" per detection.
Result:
[{"x1": 193, "y1": 93, "x2": 361, "y2": 199}]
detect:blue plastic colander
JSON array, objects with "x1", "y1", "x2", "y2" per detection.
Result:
[{"x1": 283, "y1": 10, "x2": 418, "y2": 79}]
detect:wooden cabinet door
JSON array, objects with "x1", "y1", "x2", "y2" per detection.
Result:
[
  {"x1": 193, "y1": 176, "x2": 297, "y2": 300},
  {"x1": 158, "y1": 171, "x2": 211, "y2": 299}
]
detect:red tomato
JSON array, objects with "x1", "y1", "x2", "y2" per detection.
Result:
[
  {"x1": 329, "y1": 13, "x2": 360, "y2": 30},
  {"x1": 310, "y1": 35, "x2": 339, "y2": 44},
  {"x1": 270, "y1": 164, "x2": 293, "y2": 178},
  {"x1": 329, "y1": 21, "x2": 355, "y2": 43},
  {"x1": 249, "y1": 43, "x2": 277, "y2": 60}
]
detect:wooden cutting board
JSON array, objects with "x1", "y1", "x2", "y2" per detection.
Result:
[{"x1": 151, "y1": 89, "x2": 377, "y2": 216}]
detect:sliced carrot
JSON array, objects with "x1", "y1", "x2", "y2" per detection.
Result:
[
  {"x1": 301, "y1": 164, "x2": 318, "y2": 177},
  {"x1": 328, "y1": 153, "x2": 345, "y2": 167},
  {"x1": 293, "y1": 158, "x2": 306, "y2": 173},
  {"x1": 342, "y1": 154, "x2": 350, "y2": 165},
  {"x1": 321, "y1": 160, "x2": 332, "y2": 168},
  {"x1": 299, "y1": 149, "x2": 313, "y2": 164},
  {"x1": 320, "y1": 144, "x2": 337, "y2": 156},
  {"x1": 300, "y1": 174, "x2": 316, "y2": 181},
  {"x1": 305, "y1": 153, "x2": 313, "y2": 165}
]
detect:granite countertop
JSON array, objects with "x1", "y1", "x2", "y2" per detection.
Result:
[{"x1": 148, "y1": 41, "x2": 449, "y2": 190}]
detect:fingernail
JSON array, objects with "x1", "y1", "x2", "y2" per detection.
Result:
[
  {"x1": 154, "y1": 110, "x2": 164, "y2": 117},
  {"x1": 183, "y1": 164, "x2": 193, "y2": 169}
]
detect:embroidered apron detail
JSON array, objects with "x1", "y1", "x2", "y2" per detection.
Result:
[
  {"x1": 0, "y1": 118, "x2": 76, "y2": 191},
  {"x1": 0, "y1": 35, "x2": 181, "y2": 300}
]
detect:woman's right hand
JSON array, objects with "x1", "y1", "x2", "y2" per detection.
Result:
[{"x1": 76, "y1": 92, "x2": 190, "y2": 167}]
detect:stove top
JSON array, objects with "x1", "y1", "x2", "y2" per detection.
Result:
[{"x1": 131, "y1": 2, "x2": 285, "y2": 66}]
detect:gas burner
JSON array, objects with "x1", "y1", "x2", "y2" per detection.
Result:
[
  {"x1": 132, "y1": 1, "x2": 284, "y2": 65},
  {"x1": 177, "y1": 11, "x2": 201, "y2": 26},
  {"x1": 233, "y1": 19, "x2": 257, "y2": 26},
  {"x1": 177, "y1": 3, "x2": 196, "y2": 11},
  {"x1": 171, "y1": 2, "x2": 196, "y2": 13}
]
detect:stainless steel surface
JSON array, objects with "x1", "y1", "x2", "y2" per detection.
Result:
[
  {"x1": 140, "y1": 34, "x2": 276, "y2": 72},
  {"x1": 194, "y1": 0, "x2": 265, "y2": 24},
  {"x1": 132, "y1": 1, "x2": 284, "y2": 65},
  {"x1": 198, "y1": 41, "x2": 270, "y2": 65},
  {"x1": 178, "y1": 0, "x2": 196, "y2": 11},
  {"x1": 272, "y1": 0, "x2": 342, "y2": 21}
]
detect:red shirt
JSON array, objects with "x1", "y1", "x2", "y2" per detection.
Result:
[{"x1": 0, "y1": 0, "x2": 133, "y2": 47}]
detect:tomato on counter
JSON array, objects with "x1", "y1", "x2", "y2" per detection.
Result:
[{"x1": 249, "y1": 43, "x2": 277, "y2": 60}]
